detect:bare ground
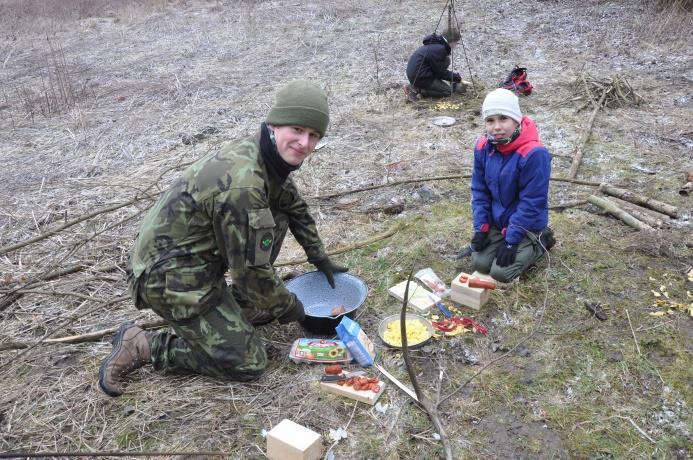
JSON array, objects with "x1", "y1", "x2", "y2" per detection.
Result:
[{"x1": 0, "y1": 0, "x2": 691, "y2": 458}]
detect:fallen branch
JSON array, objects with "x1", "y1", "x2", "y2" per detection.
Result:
[
  {"x1": 309, "y1": 174, "x2": 604, "y2": 202},
  {"x1": 0, "y1": 318, "x2": 166, "y2": 352},
  {"x1": 549, "y1": 199, "x2": 588, "y2": 210},
  {"x1": 0, "y1": 198, "x2": 146, "y2": 256},
  {"x1": 599, "y1": 183, "x2": 678, "y2": 218},
  {"x1": 568, "y1": 88, "x2": 608, "y2": 179},
  {"x1": 400, "y1": 272, "x2": 453, "y2": 460},
  {"x1": 0, "y1": 157, "x2": 193, "y2": 257},
  {"x1": 550, "y1": 177, "x2": 603, "y2": 187},
  {"x1": 0, "y1": 295, "x2": 131, "y2": 366},
  {"x1": 274, "y1": 220, "x2": 414, "y2": 267},
  {"x1": 309, "y1": 174, "x2": 470, "y2": 200},
  {"x1": 0, "y1": 450, "x2": 232, "y2": 458},
  {"x1": 586, "y1": 195, "x2": 652, "y2": 231},
  {"x1": 609, "y1": 197, "x2": 671, "y2": 228},
  {"x1": 0, "y1": 263, "x2": 119, "y2": 311}
]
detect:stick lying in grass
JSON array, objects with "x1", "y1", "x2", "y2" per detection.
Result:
[
  {"x1": 0, "y1": 318, "x2": 166, "y2": 352},
  {"x1": 399, "y1": 271, "x2": 453, "y2": 460},
  {"x1": 598, "y1": 183, "x2": 678, "y2": 218},
  {"x1": 586, "y1": 195, "x2": 652, "y2": 231}
]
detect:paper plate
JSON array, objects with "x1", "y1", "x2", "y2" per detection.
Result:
[{"x1": 431, "y1": 116, "x2": 456, "y2": 127}]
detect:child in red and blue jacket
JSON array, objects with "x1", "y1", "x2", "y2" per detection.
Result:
[{"x1": 469, "y1": 88, "x2": 555, "y2": 282}]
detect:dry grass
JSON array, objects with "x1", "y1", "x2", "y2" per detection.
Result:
[{"x1": 1, "y1": 0, "x2": 692, "y2": 458}]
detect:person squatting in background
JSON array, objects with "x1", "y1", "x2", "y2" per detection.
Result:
[
  {"x1": 467, "y1": 88, "x2": 556, "y2": 283},
  {"x1": 99, "y1": 80, "x2": 347, "y2": 397},
  {"x1": 405, "y1": 28, "x2": 467, "y2": 102}
]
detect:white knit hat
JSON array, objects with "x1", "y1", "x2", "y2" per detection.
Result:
[{"x1": 481, "y1": 88, "x2": 522, "y2": 124}]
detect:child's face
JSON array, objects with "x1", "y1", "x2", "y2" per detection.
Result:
[{"x1": 485, "y1": 115, "x2": 519, "y2": 140}]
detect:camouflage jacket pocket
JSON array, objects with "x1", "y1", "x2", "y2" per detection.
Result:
[
  {"x1": 163, "y1": 266, "x2": 218, "y2": 321},
  {"x1": 127, "y1": 272, "x2": 147, "y2": 310},
  {"x1": 246, "y1": 208, "x2": 276, "y2": 267}
]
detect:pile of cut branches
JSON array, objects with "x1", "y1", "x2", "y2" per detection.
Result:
[{"x1": 572, "y1": 71, "x2": 644, "y2": 110}]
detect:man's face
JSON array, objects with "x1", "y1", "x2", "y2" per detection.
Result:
[
  {"x1": 449, "y1": 41, "x2": 459, "y2": 49},
  {"x1": 485, "y1": 114, "x2": 519, "y2": 140},
  {"x1": 269, "y1": 125, "x2": 321, "y2": 166}
]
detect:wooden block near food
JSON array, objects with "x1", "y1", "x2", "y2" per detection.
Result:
[
  {"x1": 450, "y1": 271, "x2": 493, "y2": 310},
  {"x1": 319, "y1": 374, "x2": 386, "y2": 405},
  {"x1": 267, "y1": 418, "x2": 323, "y2": 460}
]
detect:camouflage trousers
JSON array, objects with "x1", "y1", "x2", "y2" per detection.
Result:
[
  {"x1": 471, "y1": 227, "x2": 548, "y2": 283},
  {"x1": 130, "y1": 213, "x2": 292, "y2": 380}
]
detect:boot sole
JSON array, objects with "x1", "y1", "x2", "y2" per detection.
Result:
[{"x1": 98, "y1": 323, "x2": 132, "y2": 397}]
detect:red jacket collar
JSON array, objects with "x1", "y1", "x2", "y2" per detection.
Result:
[
  {"x1": 495, "y1": 116, "x2": 541, "y2": 156},
  {"x1": 475, "y1": 116, "x2": 542, "y2": 157}
]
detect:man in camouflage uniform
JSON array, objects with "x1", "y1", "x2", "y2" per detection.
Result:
[{"x1": 99, "y1": 80, "x2": 346, "y2": 396}]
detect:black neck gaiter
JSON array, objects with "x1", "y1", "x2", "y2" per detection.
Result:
[{"x1": 259, "y1": 122, "x2": 300, "y2": 183}]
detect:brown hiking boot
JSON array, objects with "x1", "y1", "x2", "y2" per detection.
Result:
[
  {"x1": 241, "y1": 307, "x2": 275, "y2": 327},
  {"x1": 99, "y1": 323, "x2": 152, "y2": 397}
]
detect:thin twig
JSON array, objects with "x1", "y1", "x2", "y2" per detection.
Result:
[
  {"x1": 274, "y1": 219, "x2": 414, "y2": 267},
  {"x1": 625, "y1": 308, "x2": 641, "y2": 355},
  {"x1": 604, "y1": 415, "x2": 656, "y2": 444},
  {"x1": 309, "y1": 174, "x2": 604, "y2": 202},
  {"x1": 400, "y1": 269, "x2": 453, "y2": 460},
  {"x1": 568, "y1": 87, "x2": 608, "y2": 179},
  {"x1": 0, "y1": 318, "x2": 167, "y2": 352},
  {"x1": 309, "y1": 174, "x2": 471, "y2": 200},
  {"x1": 0, "y1": 296, "x2": 129, "y2": 363},
  {"x1": 0, "y1": 451, "x2": 231, "y2": 458},
  {"x1": 0, "y1": 197, "x2": 147, "y2": 256}
]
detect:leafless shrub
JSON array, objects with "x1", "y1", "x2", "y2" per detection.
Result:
[
  {"x1": 14, "y1": 37, "x2": 94, "y2": 121},
  {"x1": 651, "y1": 0, "x2": 693, "y2": 11},
  {"x1": 637, "y1": 0, "x2": 693, "y2": 48},
  {"x1": 0, "y1": 0, "x2": 185, "y2": 34}
]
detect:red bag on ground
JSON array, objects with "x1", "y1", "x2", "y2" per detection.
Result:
[{"x1": 500, "y1": 66, "x2": 533, "y2": 96}]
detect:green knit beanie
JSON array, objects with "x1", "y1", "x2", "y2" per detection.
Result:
[{"x1": 266, "y1": 80, "x2": 330, "y2": 137}]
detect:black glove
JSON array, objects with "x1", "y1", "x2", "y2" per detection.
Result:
[
  {"x1": 495, "y1": 242, "x2": 518, "y2": 267},
  {"x1": 277, "y1": 297, "x2": 305, "y2": 324},
  {"x1": 312, "y1": 257, "x2": 349, "y2": 288},
  {"x1": 452, "y1": 72, "x2": 462, "y2": 83},
  {"x1": 470, "y1": 231, "x2": 490, "y2": 252}
]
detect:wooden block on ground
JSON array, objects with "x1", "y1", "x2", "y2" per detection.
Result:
[
  {"x1": 450, "y1": 271, "x2": 491, "y2": 310},
  {"x1": 267, "y1": 419, "x2": 323, "y2": 460},
  {"x1": 319, "y1": 376, "x2": 386, "y2": 405}
]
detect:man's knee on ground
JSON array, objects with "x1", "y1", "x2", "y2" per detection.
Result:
[
  {"x1": 213, "y1": 352, "x2": 267, "y2": 381},
  {"x1": 489, "y1": 266, "x2": 519, "y2": 284},
  {"x1": 471, "y1": 254, "x2": 492, "y2": 274}
]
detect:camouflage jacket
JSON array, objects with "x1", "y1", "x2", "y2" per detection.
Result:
[{"x1": 130, "y1": 132, "x2": 325, "y2": 312}]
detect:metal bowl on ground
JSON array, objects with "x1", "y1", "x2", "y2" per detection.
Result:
[
  {"x1": 285, "y1": 271, "x2": 368, "y2": 336},
  {"x1": 378, "y1": 313, "x2": 434, "y2": 349},
  {"x1": 431, "y1": 115, "x2": 456, "y2": 127}
]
